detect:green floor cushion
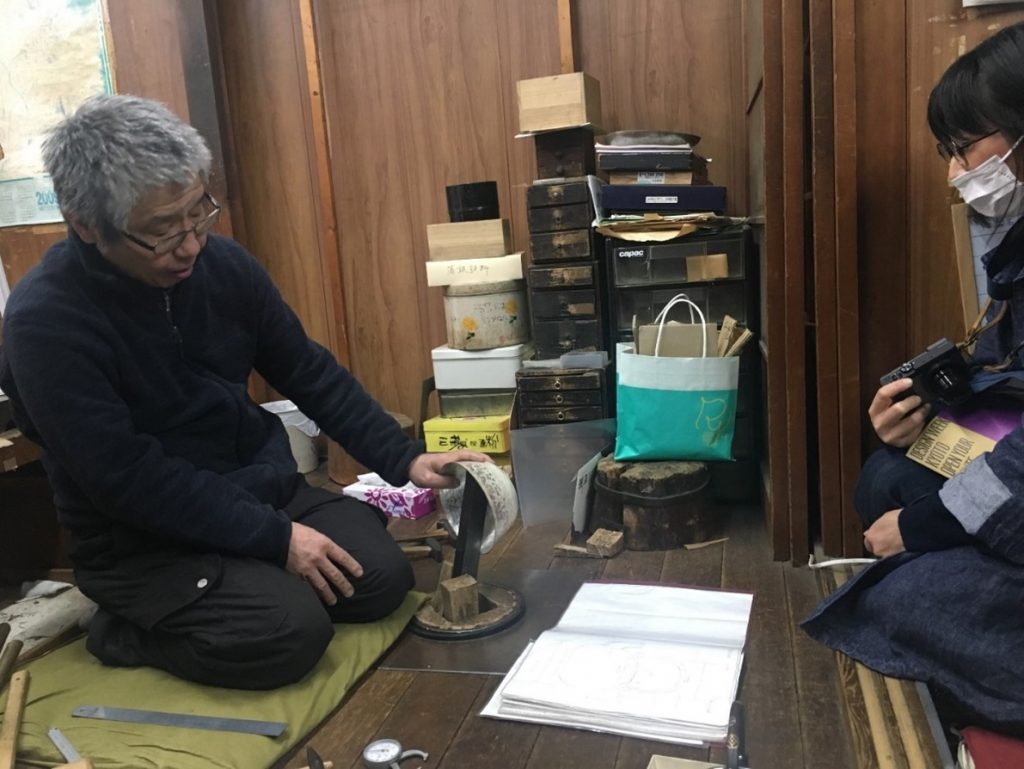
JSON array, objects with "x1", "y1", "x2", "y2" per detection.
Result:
[{"x1": 2, "y1": 592, "x2": 427, "y2": 769}]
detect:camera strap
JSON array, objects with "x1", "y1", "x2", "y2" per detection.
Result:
[
  {"x1": 963, "y1": 297, "x2": 1006, "y2": 350},
  {"x1": 963, "y1": 298, "x2": 1024, "y2": 372}
]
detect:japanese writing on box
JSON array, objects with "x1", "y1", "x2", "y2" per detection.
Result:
[
  {"x1": 435, "y1": 432, "x2": 503, "y2": 451},
  {"x1": 445, "y1": 262, "x2": 492, "y2": 276}
]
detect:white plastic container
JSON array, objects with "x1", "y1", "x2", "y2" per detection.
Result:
[
  {"x1": 260, "y1": 400, "x2": 320, "y2": 473},
  {"x1": 431, "y1": 343, "x2": 533, "y2": 390}
]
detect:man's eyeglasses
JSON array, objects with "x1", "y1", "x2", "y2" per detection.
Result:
[
  {"x1": 936, "y1": 129, "x2": 1001, "y2": 162},
  {"x1": 121, "y1": 192, "x2": 221, "y2": 255}
]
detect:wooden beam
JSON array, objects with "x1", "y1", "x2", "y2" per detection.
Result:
[
  {"x1": 558, "y1": 0, "x2": 575, "y2": 73},
  {"x1": 809, "y1": 0, "x2": 842, "y2": 556},
  {"x1": 762, "y1": 0, "x2": 790, "y2": 560},
  {"x1": 832, "y1": 0, "x2": 863, "y2": 557},
  {"x1": 782, "y1": 0, "x2": 808, "y2": 563},
  {"x1": 299, "y1": 0, "x2": 352, "y2": 369}
]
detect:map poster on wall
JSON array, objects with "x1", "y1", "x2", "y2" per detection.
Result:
[{"x1": 0, "y1": 0, "x2": 114, "y2": 226}]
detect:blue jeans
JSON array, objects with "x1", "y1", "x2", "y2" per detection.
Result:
[{"x1": 853, "y1": 447, "x2": 945, "y2": 527}]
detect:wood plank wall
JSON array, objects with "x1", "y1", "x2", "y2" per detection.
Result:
[
  {"x1": 859, "y1": 2, "x2": 1024, "y2": 448},
  {"x1": 211, "y1": 0, "x2": 342, "y2": 361},
  {"x1": 304, "y1": 0, "x2": 747, "y2": 425}
]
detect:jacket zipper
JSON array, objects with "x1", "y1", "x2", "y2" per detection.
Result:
[{"x1": 163, "y1": 290, "x2": 183, "y2": 355}]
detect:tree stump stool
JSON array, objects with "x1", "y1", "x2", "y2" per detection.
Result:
[{"x1": 592, "y1": 457, "x2": 713, "y2": 550}]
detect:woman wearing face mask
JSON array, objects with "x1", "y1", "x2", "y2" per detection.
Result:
[{"x1": 804, "y1": 22, "x2": 1024, "y2": 736}]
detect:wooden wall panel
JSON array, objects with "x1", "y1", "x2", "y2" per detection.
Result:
[
  {"x1": 761, "y1": 0, "x2": 790, "y2": 559},
  {"x1": 575, "y1": 1, "x2": 748, "y2": 215},
  {"x1": 780, "y1": 0, "x2": 807, "y2": 561},
  {"x1": 905, "y1": 2, "x2": 1024, "y2": 354},
  {"x1": 213, "y1": 1, "x2": 336, "y2": 358},
  {"x1": 105, "y1": 0, "x2": 192, "y2": 116},
  {"x1": 833, "y1": 0, "x2": 863, "y2": 557},
  {"x1": 316, "y1": 0, "x2": 514, "y2": 422},
  {"x1": 808, "y1": 0, "x2": 841, "y2": 555},
  {"x1": 495, "y1": 0, "x2": 561, "y2": 263},
  {"x1": 1, "y1": 226, "x2": 65, "y2": 289}
]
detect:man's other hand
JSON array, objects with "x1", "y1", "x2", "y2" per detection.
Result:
[
  {"x1": 869, "y1": 378, "x2": 931, "y2": 447},
  {"x1": 408, "y1": 450, "x2": 493, "y2": 489},
  {"x1": 863, "y1": 509, "x2": 906, "y2": 558},
  {"x1": 286, "y1": 522, "x2": 363, "y2": 605}
]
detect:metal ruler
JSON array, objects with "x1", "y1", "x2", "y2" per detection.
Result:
[
  {"x1": 72, "y1": 705, "x2": 287, "y2": 737},
  {"x1": 48, "y1": 727, "x2": 82, "y2": 762}
]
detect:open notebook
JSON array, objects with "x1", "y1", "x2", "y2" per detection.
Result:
[{"x1": 481, "y1": 582, "x2": 753, "y2": 745}]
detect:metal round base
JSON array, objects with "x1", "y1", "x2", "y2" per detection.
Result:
[{"x1": 410, "y1": 583, "x2": 525, "y2": 641}]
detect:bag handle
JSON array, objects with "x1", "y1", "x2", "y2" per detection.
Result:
[{"x1": 652, "y1": 293, "x2": 707, "y2": 358}]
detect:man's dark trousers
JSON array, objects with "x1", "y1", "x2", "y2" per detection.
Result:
[{"x1": 78, "y1": 482, "x2": 414, "y2": 689}]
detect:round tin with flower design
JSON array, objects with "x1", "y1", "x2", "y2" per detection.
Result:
[{"x1": 443, "y1": 279, "x2": 529, "y2": 350}]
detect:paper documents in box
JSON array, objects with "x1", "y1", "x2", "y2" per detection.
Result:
[
  {"x1": 481, "y1": 582, "x2": 753, "y2": 745},
  {"x1": 342, "y1": 473, "x2": 435, "y2": 519}
]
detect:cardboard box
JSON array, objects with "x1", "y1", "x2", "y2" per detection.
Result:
[
  {"x1": 636, "y1": 321, "x2": 717, "y2": 357},
  {"x1": 342, "y1": 473, "x2": 435, "y2": 519},
  {"x1": 425, "y1": 253, "x2": 524, "y2": 287},
  {"x1": 516, "y1": 72, "x2": 602, "y2": 134},
  {"x1": 426, "y1": 218, "x2": 512, "y2": 261},
  {"x1": 685, "y1": 253, "x2": 729, "y2": 281},
  {"x1": 423, "y1": 412, "x2": 512, "y2": 454}
]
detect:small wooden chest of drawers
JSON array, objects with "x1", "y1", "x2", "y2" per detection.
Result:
[
  {"x1": 526, "y1": 179, "x2": 608, "y2": 359},
  {"x1": 515, "y1": 366, "x2": 611, "y2": 426}
]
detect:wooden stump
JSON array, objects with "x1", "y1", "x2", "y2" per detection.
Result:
[
  {"x1": 439, "y1": 574, "x2": 479, "y2": 623},
  {"x1": 595, "y1": 459, "x2": 713, "y2": 550},
  {"x1": 591, "y1": 456, "x2": 630, "y2": 532}
]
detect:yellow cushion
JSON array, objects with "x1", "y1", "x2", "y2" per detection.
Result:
[{"x1": 2, "y1": 592, "x2": 426, "y2": 768}]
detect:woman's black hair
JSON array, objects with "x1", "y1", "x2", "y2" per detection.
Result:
[{"x1": 928, "y1": 21, "x2": 1024, "y2": 148}]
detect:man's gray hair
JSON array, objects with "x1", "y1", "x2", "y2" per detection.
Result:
[{"x1": 42, "y1": 94, "x2": 212, "y2": 240}]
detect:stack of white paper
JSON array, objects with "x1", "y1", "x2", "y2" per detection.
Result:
[{"x1": 481, "y1": 582, "x2": 753, "y2": 745}]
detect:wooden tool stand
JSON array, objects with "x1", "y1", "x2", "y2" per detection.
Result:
[{"x1": 410, "y1": 473, "x2": 524, "y2": 640}]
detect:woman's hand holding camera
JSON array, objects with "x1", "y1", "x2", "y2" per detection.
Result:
[{"x1": 869, "y1": 378, "x2": 931, "y2": 447}]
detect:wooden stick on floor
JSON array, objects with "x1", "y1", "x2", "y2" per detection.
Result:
[
  {"x1": 0, "y1": 670, "x2": 29, "y2": 769},
  {"x1": 0, "y1": 640, "x2": 23, "y2": 695}
]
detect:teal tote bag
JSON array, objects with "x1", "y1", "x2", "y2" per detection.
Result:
[{"x1": 614, "y1": 295, "x2": 740, "y2": 461}]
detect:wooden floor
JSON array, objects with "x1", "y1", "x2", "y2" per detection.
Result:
[{"x1": 272, "y1": 468, "x2": 859, "y2": 769}]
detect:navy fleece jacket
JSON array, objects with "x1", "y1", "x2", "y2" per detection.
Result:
[{"x1": 0, "y1": 233, "x2": 423, "y2": 566}]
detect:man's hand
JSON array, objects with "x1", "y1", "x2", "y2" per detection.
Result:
[
  {"x1": 869, "y1": 378, "x2": 930, "y2": 447},
  {"x1": 408, "y1": 450, "x2": 493, "y2": 489},
  {"x1": 863, "y1": 509, "x2": 906, "y2": 558},
  {"x1": 286, "y1": 522, "x2": 363, "y2": 605}
]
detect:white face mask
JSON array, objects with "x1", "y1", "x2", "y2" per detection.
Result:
[{"x1": 952, "y1": 135, "x2": 1024, "y2": 219}]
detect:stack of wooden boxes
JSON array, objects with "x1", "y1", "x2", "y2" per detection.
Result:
[
  {"x1": 514, "y1": 72, "x2": 613, "y2": 427},
  {"x1": 423, "y1": 197, "x2": 531, "y2": 467}
]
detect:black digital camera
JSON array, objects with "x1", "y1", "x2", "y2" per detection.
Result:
[{"x1": 879, "y1": 338, "x2": 975, "y2": 407}]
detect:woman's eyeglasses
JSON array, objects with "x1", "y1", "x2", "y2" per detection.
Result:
[{"x1": 936, "y1": 129, "x2": 1001, "y2": 162}]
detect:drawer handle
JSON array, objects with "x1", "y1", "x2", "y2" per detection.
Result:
[
  {"x1": 553, "y1": 379, "x2": 562, "y2": 390},
  {"x1": 554, "y1": 394, "x2": 564, "y2": 404},
  {"x1": 556, "y1": 410, "x2": 566, "y2": 421}
]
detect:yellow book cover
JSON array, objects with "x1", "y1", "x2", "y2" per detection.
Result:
[{"x1": 905, "y1": 416, "x2": 996, "y2": 479}]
